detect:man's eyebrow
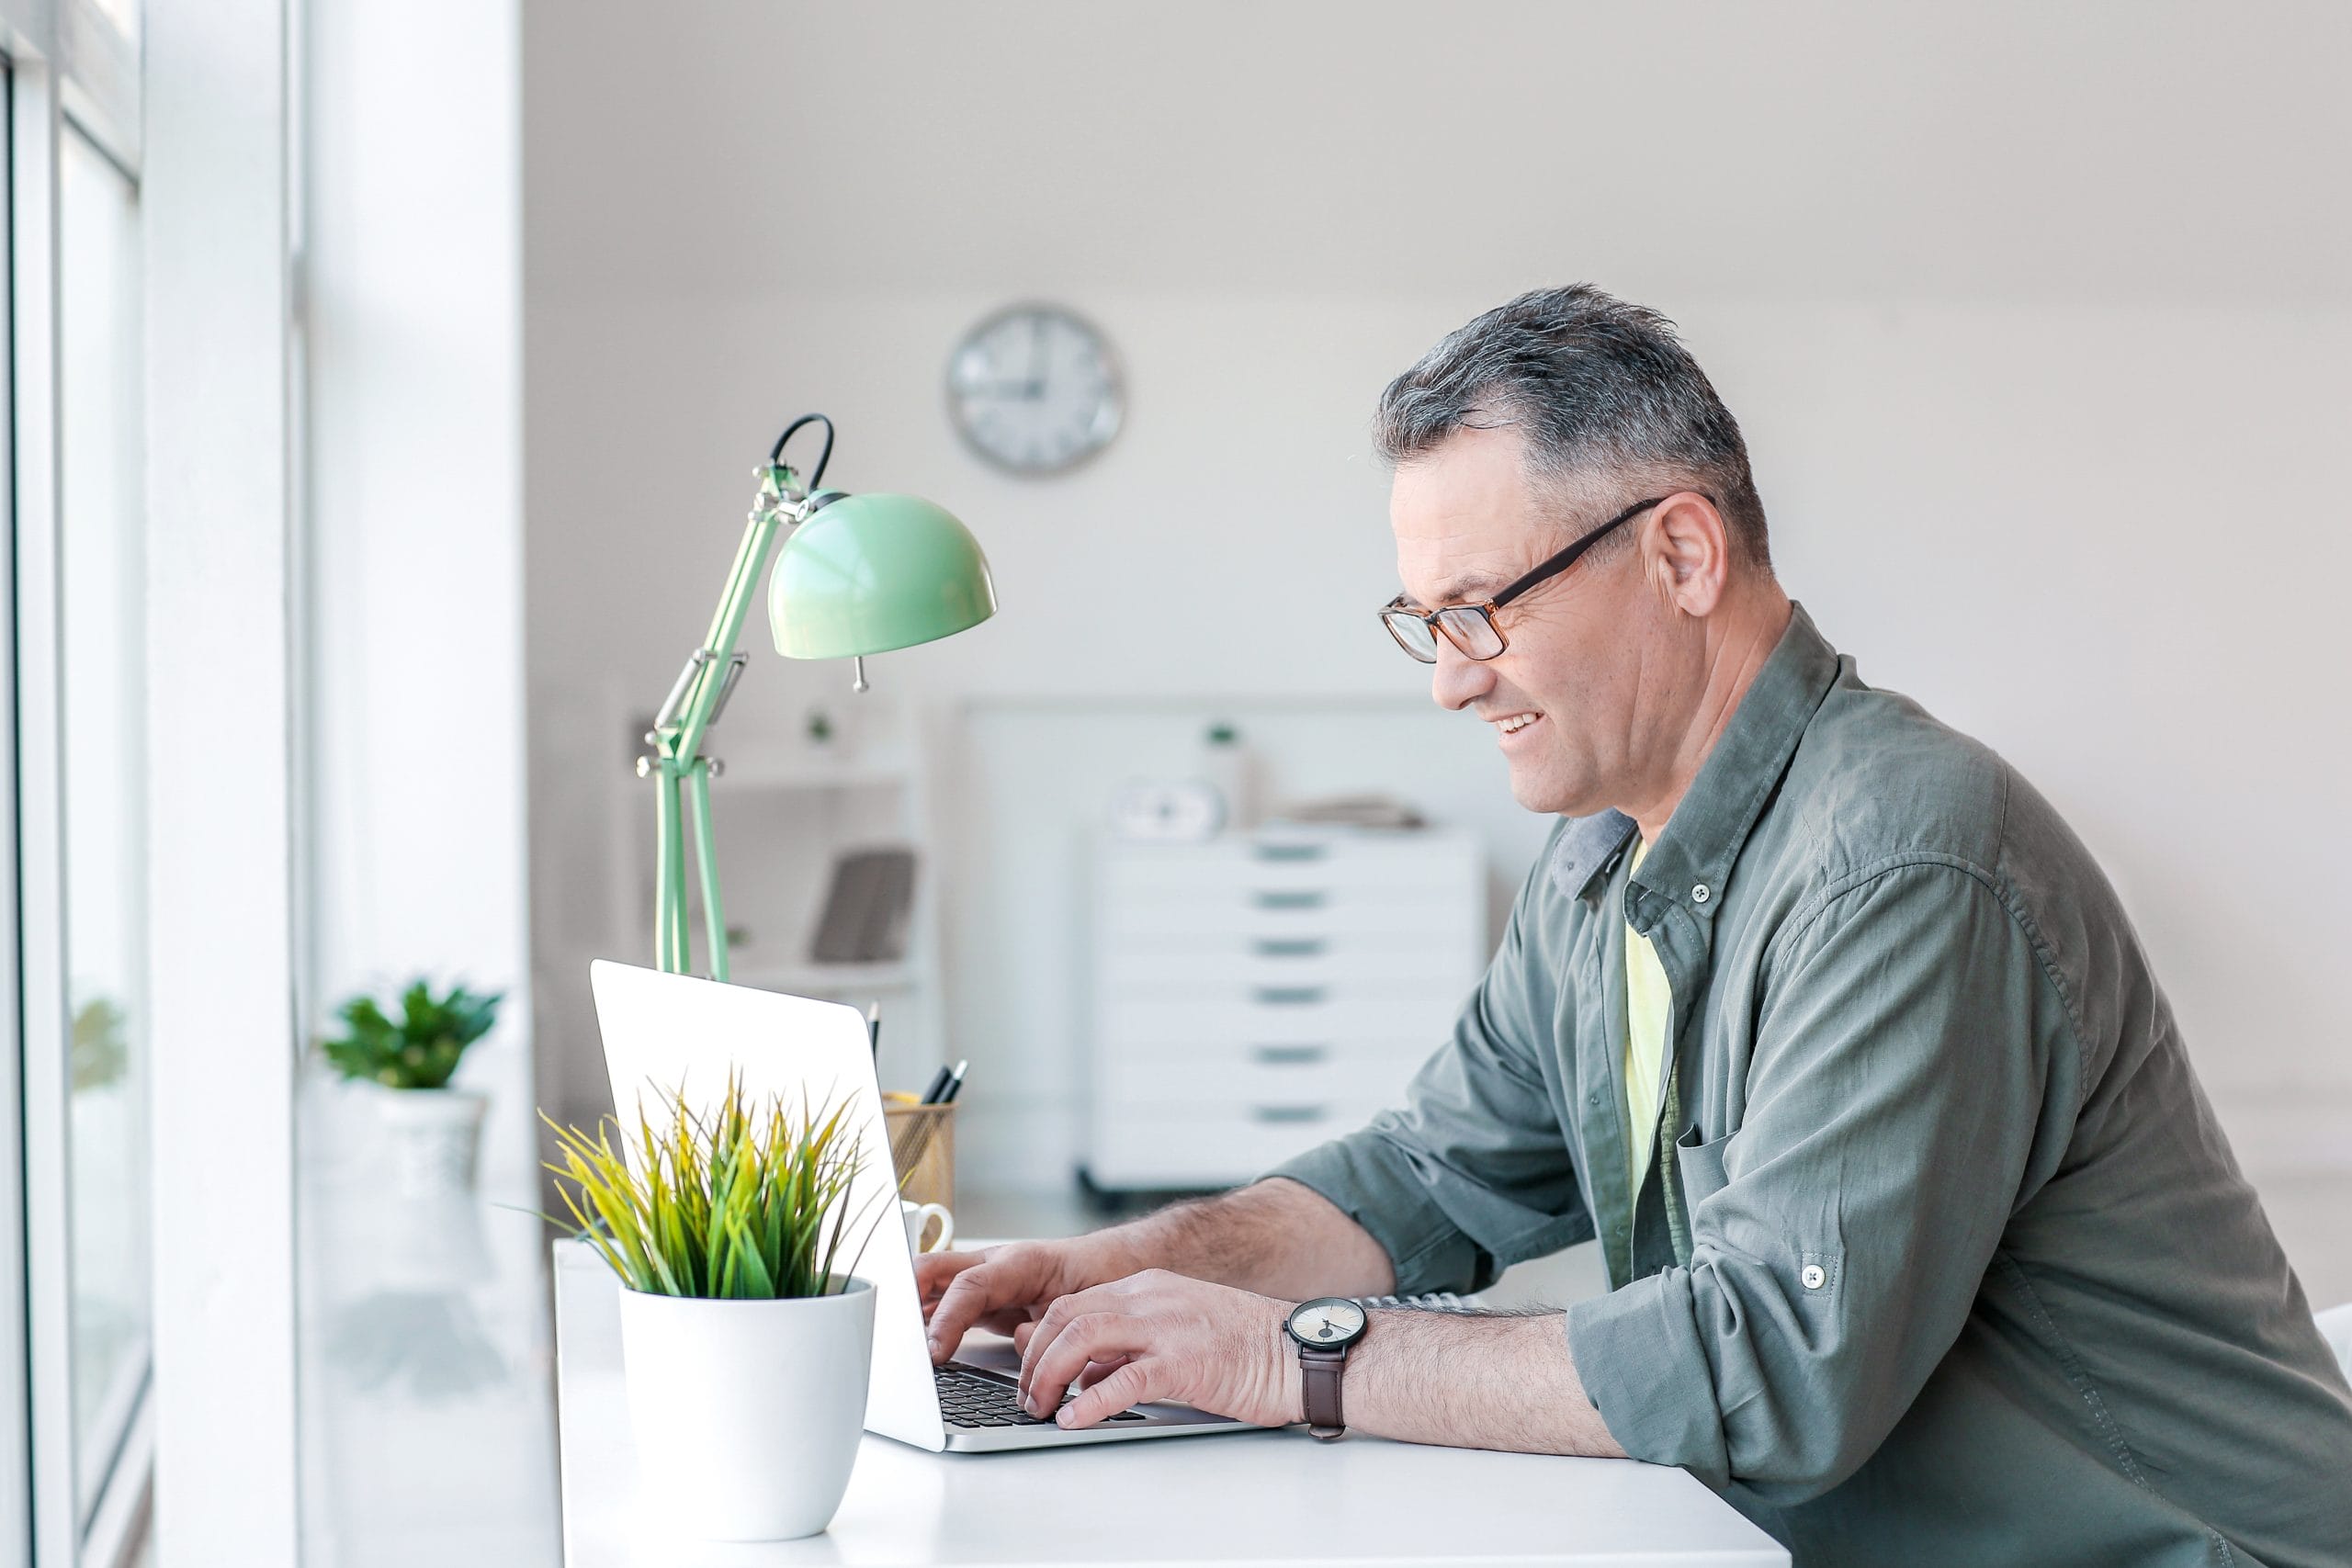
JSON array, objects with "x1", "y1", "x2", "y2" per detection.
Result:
[{"x1": 1402, "y1": 573, "x2": 1512, "y2": 609}]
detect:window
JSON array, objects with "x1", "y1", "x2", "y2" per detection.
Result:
[
  {"x1": 57, "y1": 122, "x2": 149, "y2": 1530},
  {"x1": 5, "y1": 2, "x2": 154, "y2": 1562}
]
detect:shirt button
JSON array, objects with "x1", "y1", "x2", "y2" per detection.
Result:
[
  {"x1": 1690, "y1": 884, "x2": 1711, "y2": 904},
  {"x1": 1588, "y1": 1090, "x2": 1601, "y2": 1106},
  {"x1": 1801, "y1": 1264, "x2": 1826, "y2": 1291}
]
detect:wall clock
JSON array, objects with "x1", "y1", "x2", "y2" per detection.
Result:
[
  {"x1": 946, "y1": 303, "x2": 1123, "y2": 475},
  {"x1": 1108, "y1": 779, "x2": 1223, "y2": 842}
]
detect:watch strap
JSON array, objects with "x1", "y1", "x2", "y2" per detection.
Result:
[{"x1": 1298, "y1": 1345, "x2": 1348, "y2": 1439}]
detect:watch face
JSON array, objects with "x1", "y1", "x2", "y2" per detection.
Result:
[
  {"x1": 947, "y1": 302, "x2": 1123, "y2": 475},
  {"x1": 1287, "y1": 1297, "x2": 1367, "y2": 1348}
]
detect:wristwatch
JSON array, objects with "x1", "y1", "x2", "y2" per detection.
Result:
[{"x1": 1283, "y1": 1297, "x2": 1369, "y2": 1440}]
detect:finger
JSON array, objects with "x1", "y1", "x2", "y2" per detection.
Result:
[
  {"x1": 1058, "y1": 1358, "x2": 1164, "y2": 1430},
  {"x1": 1024, "y1": 1314, "x2": 1150, "y2": 1418},
  {"x1": 1076, "y1": 1355, "x2": 1133, "y2": 1391},
  {"x1": 1015, "y1": 1292, "x2": 1080, "y2": 1405},
  {"x1": 914, "y1": 1249, "x2": 986, "y2": 1312},
  {"x1": 928, "y1": 1253, "x2": 1048, "y2": 1363},
  {"x1": 977, "y1": 1304, "x2": 1043, "y2": 1342},
  {"x1": 1016, "y1": 1284, "x2": 1117, "y2": 1404}
]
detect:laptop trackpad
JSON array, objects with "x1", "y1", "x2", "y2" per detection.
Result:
[{"x1": 953, "y1": 1335, "x2": 1023, "y2": 1377}]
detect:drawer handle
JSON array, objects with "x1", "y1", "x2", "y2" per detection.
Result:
[
  {"x1": 1250, "y1": 1104, "x2": 1329, "y2": 1124},
  {"x1": 1252, "y1": 842, "x2": 1329, "y2": 863},
  {"x1": 1252, "y1": 1044, "x2": 1329, "y2": 1066},
  {"x1": 1251, "y1": 889, "x2": 1327, "y2": 911},
  {"x1": 1251, "y1": 938, "x2": 1327, "y2": 959},
  {"x1": 1253, "y1": 986, "x2": 1327, "y2": 1006}
]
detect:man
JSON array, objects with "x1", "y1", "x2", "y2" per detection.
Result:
[{"x1": 918, "y1": 287, "x2": 2352, "y2": 1565}]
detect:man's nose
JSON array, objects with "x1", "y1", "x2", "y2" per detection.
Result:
[{"x1": 1430, "y1": 637, "x2": 1495, "y2": 713}]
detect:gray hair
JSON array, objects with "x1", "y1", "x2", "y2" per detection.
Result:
[{"x1": 1374, "y1": 285, "x2": 1771, "y2": 571}]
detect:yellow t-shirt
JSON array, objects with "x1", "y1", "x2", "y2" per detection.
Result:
[{"x1": 1625, "y1": 837, "x2": 1673, "y2": 1196}]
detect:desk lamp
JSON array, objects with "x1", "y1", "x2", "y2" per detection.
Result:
[{"x1": 639, "y1": 413, "x2": 997, "y2": 980}]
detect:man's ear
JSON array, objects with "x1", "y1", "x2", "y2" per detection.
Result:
[{"x1": 1644, "y1": 492, "x2": 1730, "y2": 618}]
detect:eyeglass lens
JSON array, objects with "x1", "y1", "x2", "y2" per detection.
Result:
[
  {"x1": 1383, "y1": 610, "x2": 1439, "y2": 662},
  {"x1": 1383, "y1": 605, "x2": 1507, "y2": 663},
  {"x1": 1435, "y1": 607, "x2": 1504, "y2": 660}
]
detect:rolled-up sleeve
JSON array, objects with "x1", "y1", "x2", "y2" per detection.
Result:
[
  {"x1": 1568, "y1": 859, "x2": 2075, "y2": 1498},
  {"x1": 1261, "y1": 850, "x2": 1593, "y2": 1295}
]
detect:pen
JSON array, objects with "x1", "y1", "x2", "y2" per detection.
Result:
[
  {"x1": 865, "y1": 1001, "x2": 881, "y2": 1064},
  {"x1": 917, "y1": 1064, "x2": 953, "y2": 1105},
  {"x1": 937, "y1": 1059, "x2": 968, "y2": 1105}
]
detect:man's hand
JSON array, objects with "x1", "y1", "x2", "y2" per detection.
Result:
[
  {"x1": 917, "y1": 1237, "x2": 1132, "y2": 1362},
  {"x1": 1014, "y1": 1269, "x2": 1303, "y2": 1431}
]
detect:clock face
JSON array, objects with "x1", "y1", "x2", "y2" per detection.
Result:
[
  {"x1": 947, "y1": 304, "x2": 1123, "y2": 475},
  {"x1": 1289, "y1": 1298, "x2": 1367, "y2": 1344}
]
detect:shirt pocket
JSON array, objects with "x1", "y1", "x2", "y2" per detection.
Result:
[{"x1": 1675, "y1": 1123, "x2": 1732, "y2": 1209}]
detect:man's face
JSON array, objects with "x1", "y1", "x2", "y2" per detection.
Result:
[{"x1": 1389, "y1": 425, "x2": 1647, "y2": 817}]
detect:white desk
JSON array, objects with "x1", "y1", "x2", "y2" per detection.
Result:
[{"x1": 554, "y1": 1242, "x2": 1785, "y2": 1567}]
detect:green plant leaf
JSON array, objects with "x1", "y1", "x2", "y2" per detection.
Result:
[
  {"x1": 537, "y1": 1069, "x2": 875, "y2": 1301},
  {"x1": 319, "y1": 976, "x2": 504, "y2": 1088}
]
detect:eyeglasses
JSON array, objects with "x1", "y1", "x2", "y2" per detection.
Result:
[{"x1": 1378, "y1": 493, "x2": 1690, "y2": 664}]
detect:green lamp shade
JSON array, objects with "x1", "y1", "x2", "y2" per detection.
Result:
[{"x1": 768, "y1": 491, "x2": 999, "y2": 660}]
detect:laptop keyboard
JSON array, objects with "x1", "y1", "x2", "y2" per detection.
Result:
[{"x1": 935, "y1": 1362, "x2": 1146, "y2": 1427}]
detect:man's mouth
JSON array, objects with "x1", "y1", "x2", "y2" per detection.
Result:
[{"x1": 1490, "y1": 710, "x2": 1544, "y2": 742}]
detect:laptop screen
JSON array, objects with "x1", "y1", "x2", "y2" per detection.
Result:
[{"x1": 586, "y1": 960, "x2": 943, "y2": 1449}]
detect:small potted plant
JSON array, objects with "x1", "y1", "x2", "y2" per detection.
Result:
[
  {"x1": 544, "y1": 1073, "x2": 888, "y2": 1541},
  {"x1": 320, "y1": 979, "x2": 503, "y2": 1195}
]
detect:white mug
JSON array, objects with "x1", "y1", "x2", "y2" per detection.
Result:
[{"x1": 900, "y1": 1199, "x2": 954, "y2": 1254}]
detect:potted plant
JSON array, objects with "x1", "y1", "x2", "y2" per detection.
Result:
[
  {"x1": 544, "y1": 1073, "x2": 888, "y2": 1541},
  {"x1": 320, "y1": 979, "x2": 503, "y2": 1196}
]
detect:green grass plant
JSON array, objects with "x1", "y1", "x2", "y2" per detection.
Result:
[{"x1": 542, "y1": 1072, "x2": 890, "y2": 1300}]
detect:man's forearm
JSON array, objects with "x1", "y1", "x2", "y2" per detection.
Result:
[
  {"x1": 1093, "y1": 1178, "x2": 1396, "y2": 1301},
  {"x1": 1343, "y1": 1308, "x2": 1627, "y2": 1458}
]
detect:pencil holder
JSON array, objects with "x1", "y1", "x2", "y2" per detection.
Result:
[{"x1": 884, "y1": 1100, "x2": 956, "y2": 1212}]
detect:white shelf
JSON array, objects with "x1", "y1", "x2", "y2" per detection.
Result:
[
  {"x1": 735, "y1": 961, "x2": 929, "y2": 996},
  {"x1": 712, "y1": 750, "x2": 914, "y2": 792}
]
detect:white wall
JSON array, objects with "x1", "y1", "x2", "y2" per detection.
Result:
[
  {"x1": 304, "y1": 1, "x2": 535, "y2": 1559},
  {"x1": 309, "y1": 0, "x2": 529, "y2": 1172},
  {"x1": 524, "y1": 1, "x2": 2352, "y2": 1183}
]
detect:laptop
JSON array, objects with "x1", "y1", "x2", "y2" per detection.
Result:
[{"x1": 587, "y1": 959, "x2": 1253, "y2": 1452}]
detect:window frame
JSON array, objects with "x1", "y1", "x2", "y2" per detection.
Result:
[{"x1": 0, "y1": 2, "x2": 155, "y2": 1564}]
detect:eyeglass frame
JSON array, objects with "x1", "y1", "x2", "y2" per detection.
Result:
[{"x1": 1378, "y1": 492, "x2": 1707, "y2": 664}]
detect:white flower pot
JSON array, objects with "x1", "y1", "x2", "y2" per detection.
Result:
[
  {"x1": 617, "y1": 1275, "x2": 876, "y2": 1541},
  {"x1": 374, "y1": 1086, "x2": 488, "y2": 1197}
]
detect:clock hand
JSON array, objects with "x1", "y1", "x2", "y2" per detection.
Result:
[{"x1": 1026, "y1": 315, "x2": 1046, "y2": 399}]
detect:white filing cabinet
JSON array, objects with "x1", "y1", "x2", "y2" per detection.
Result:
[{"x1": 1084, "y1": 827, "x2": 1486, "y2": 1190}]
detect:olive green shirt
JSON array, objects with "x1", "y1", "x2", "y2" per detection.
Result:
[{"x1": 1267, "y1": 603, "x2": 2352, "y2": 1567}]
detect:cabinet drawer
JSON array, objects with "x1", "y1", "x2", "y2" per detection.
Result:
[
  {"x1": 1098, "y1": 1041, "x2": 1432, "y2": 1109},
  {"x1": 1100, "y1": 834, "x2": 1476, "y2": 898},
  {"x1": 1102, "y1": 895, "x2": 1460, "y2": 942},
  {"x1": 1100, "y1": 937, "x2": 1472, "y2": 989},
  {"x1": 1087, "y1": 1102, "x2": 1396, "y2": 1190},
  {"x1": 1098, "y1": 987, "x2": 1464, "y2": 1048}
]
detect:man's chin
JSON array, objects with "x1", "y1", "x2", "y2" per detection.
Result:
[
  {"x1": 1504, "y1": 752, "x2": 1610, "y2": 819},
  {"x1": 1505, "y1": 761, "x2": 1578, "y2": 818}
]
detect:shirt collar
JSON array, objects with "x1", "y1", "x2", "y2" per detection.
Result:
[{"x1": 1545, "y1": 600, "x2": 1840, "y2": 912}]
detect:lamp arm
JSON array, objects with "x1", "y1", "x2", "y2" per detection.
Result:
[
  {"x1": 644, "y1": 414, "x2": 836, "y2": 977},
  {"x1": 664, "y1": 413, "x2": 834, "y2": 765},
  {"x1": 667, "y1": 491, "x2": 784, "y2": 767}
]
